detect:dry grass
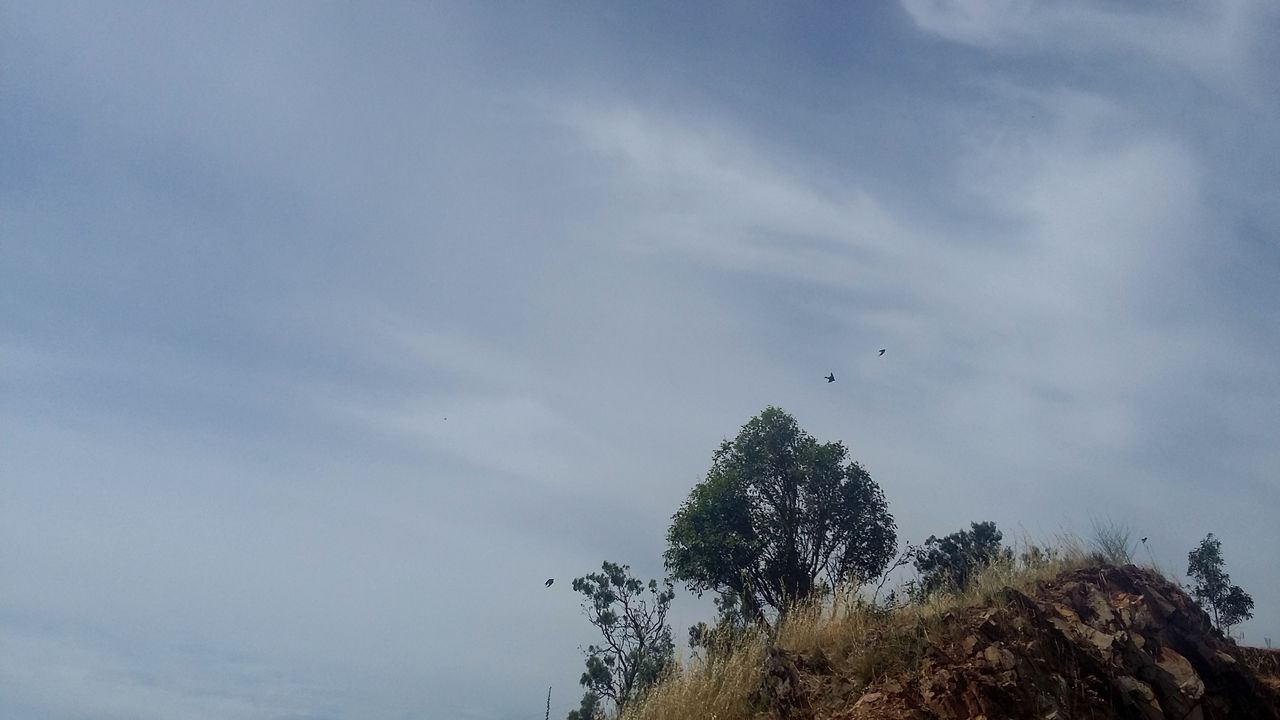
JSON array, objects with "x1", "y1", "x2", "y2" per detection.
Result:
[
  {"x1": 618, "y1": 635, "x2": 765, "y2": 720},
  {"x1": 1088, "y1": 516, "x2": 1135, "y2": 565},
  {"x1": 620, "y1": 535, "x2": 1108, "y2": 720}
]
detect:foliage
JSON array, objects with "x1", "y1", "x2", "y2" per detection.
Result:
[
  {"x1": 913, "y1": 521, "x2": 1011, "y2": 596},
  {"x1": 1186, "y1": 533, "x2": 1254, "y2": 636},
  {"x1": 664, "y1": 407, "x2": 897, "y2": 625},
  {"x1": 1019, "y1": 543, "x2": 1064, "y2": 570},
  {"x1": 687, "y1": 589, "x2": 759, "y2": 664},
  {"x1": 566, "y1": 691, "x2": 602, "y2": 720},
  {"x1": 571, "y1": 561, "x2": 676, "y2": 714},
  {"x1": 869, "y1": 542, "x2": 920, "y2": 609}
]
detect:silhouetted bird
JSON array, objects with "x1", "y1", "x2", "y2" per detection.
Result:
[
  {"x1": 825, "y1": 373, "x2": 835, "y2": 383},
  {"x1": 879, "y1": 348, "x2": 886, "y2": 356},
  {"x1": 545, "y1": 578, "x2": 554, "y2": 587},
  {"x1": 1141, "y1": 537, "x2": 1148, "y2": 544}
]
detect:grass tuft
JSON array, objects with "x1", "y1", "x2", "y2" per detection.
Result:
[
  {"x1": 1088, "y1": 517, "x2": 1135, "y2": 565},
  {"x1": 619, "y1": 635, "x2": 764, "y2": 720}
]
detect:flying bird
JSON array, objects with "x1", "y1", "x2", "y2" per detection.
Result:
[
  {"x1": 1141, "y1": 537, "x2": 1148, "y2": 544},
  {"x1": 878, "y1": 348, "x2": 886, "y2": 356},
  {"x1": 825, "y1": 373, "x2": 835, "y2": 383},
  {"x1": 545, "y1": 578, "x2": 554, "y2": 587}
]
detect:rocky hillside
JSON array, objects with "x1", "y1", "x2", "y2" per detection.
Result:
[{"x1": 756, "y1": 565, "x2": 1279, "y2": 720}]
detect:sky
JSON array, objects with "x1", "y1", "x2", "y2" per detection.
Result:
[{"x1": 3, "y1": 2, "x2": 1279, "y2": 718}]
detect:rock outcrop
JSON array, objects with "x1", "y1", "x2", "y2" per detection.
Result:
[{"x1": 757, "y1": 565, "x2": 1279, "y2": 720}]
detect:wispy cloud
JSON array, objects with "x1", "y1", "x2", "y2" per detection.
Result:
[
  {"x1": 900, "y1": 0, "x2": 1277, "y2": 99},
  {"x1": 560, "y1": 104, "x2": 919, "y2": 284}
]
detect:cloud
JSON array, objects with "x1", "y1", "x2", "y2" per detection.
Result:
[
  {"x1": 0, "y1": 622, "x2": 327, "y2": 720},
  {"x1": 899, "y1": 0, "x2": 1278, "y2": 99},
  {"x1": 550, "y1": 86, "x2": 1269, "y2": 536},
  {"x1": 558, "y1": 103, "x2": 923, "y2": 290},
  {"x1": 900, "y1": 0, "x2": 1038, "y2": 47}
]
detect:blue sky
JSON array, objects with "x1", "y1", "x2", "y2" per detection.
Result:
[{"x1": 4, "y1": 2, "x2": 1279, "y2": 718}]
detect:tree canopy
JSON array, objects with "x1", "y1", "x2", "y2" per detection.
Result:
[
  {"x1": 570, "y1": 561, "x2": 675, "y2": 715},
  {"x1": 913, "y1": 520, "x2": 1011, "y2": 595},
  {"x1": 664, "y1": 406, "x2": 896, "y2": 624},
  {"x1": 1187, "y1": 533, "x2": 1254, "y2": 636}
]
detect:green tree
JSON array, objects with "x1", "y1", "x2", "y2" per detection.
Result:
[
  {"x1": 687, "y1": 588, "x2": 755, "y2": 663},
  {"x1": 566, "y1": 691, "x2": 601, "y2": 720},
  {"x1": 571, "y1": 561, "x2": 675, "y2": 714},
  {"x1": 913, "y1": 521, "x2": 1010, "y2": 595},
  {"x1": 665, "y1": 407, "x2": 897, "y2": 625},
  {"x1": 1187, "y1": 533, "x2": 1254, "y2": 636}
]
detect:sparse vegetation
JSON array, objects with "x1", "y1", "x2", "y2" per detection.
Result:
[
  {"x1": 570, "y1": 561, "x2": 677, "y2": 717},
  {"x1": 1187, "y1": 533, "x2": 1255, "y2": 636},
  {"x1": 1088, "y1": 516, "x2": 1135, "y2": 565},
  {"x1": 561, "y1": 408, "x2": 1272, "y2": 720},
  {"x1": 686, "y1": 588, "x2": 755, "y2": 664},
  {"x1": 619, "y1": 536, "x2": 1099, "y2": 720}
]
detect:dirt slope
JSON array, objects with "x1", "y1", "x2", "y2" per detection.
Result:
[{"x1": 758, "y1": 565, "x2": 1279, "y2": 720}]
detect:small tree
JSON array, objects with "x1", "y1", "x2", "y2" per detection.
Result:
[
  {"x1": 571, "y1": 561, "x2": 675, "y2": 715},
  {"x1": 665, "y1": 407, "x2": 897, "y2": 626},
  {"x1": 913, "y1": 521, "x2": 1010, "y2": 595},
  {"x1": 566, "y1": 691, "x2": 602, "y2": 720},
  {"x1": 687, "y1": 588, "x2": 756, "y2": 663},
  {"x1": 1187, "y1": 533, "x2": 1254, "y2": 636}
]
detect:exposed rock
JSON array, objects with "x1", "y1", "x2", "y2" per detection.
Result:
[
  {"x1": 757, "y1": 565, "x2": 1280, "y2": 719},
  {"x1": 753, "y1": 646, "x2": 813, "y2": 720}
]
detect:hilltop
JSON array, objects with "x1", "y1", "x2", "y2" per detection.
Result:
[{"x1": 629, "y1": 565, "x2": 1279, "y2": 720}]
